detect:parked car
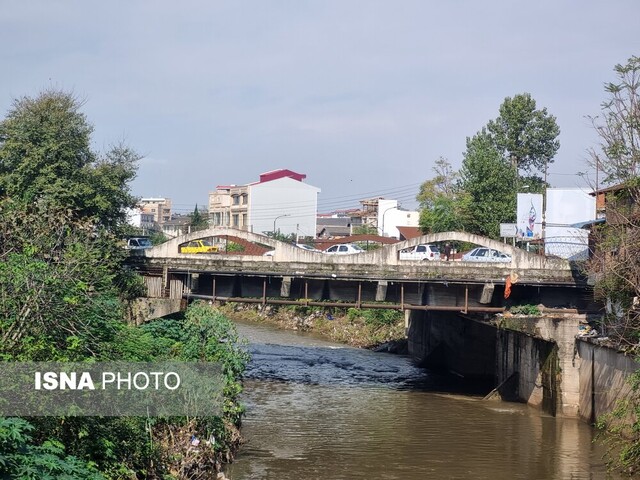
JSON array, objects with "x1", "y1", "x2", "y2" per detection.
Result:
[
  {"x1": 179, "y1": 239, "x2": 219, "y2": 254},
  {"x1": 324, "y1": 243, "x2": 365, "y2": 255},
  {"x1": 263, "y1": 249, "x2": 275, "y2": 257},
  {"x1": 461, "y1": 247, "x2": 511, "y2": 262},
  {"x1": 399, "y1": 244, "x2": 440, "y2": 261},
  {"x1": 125, "y1": 237, "x2": 153, "y2": 250}
]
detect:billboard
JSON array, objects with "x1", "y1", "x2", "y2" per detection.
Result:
[{"x1": 516, "y1": 193, "x2": 543, "y2": 240}]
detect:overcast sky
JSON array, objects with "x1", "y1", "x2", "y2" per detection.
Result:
[{"x1": 2, "y1": 1, "x2": 639, "y2": 214}]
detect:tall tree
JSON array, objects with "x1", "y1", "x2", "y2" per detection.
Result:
[
  {"x1": 0, "y1": 89, "x2": 139, "y2": 229},
  {"x1": 487, "y1": 93, "x2": 560, "y2": 175},
  {"x1": 457, "y1": 130, "x2": 518, "y2": 238},
  {"x1": 189, "y1": 204, "x2": 209, "y2": 231}
]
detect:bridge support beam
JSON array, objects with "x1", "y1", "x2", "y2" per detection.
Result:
[
  {"x1": 375, "y1": 281, "x2": 388, "y2": 302},
  {"x1": 280, "y1": 276, "x2": 292, "y2": 297}
]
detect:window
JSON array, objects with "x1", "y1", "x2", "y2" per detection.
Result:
[
  {"x1": 338, "y1": 245, "x2": 348, "y2": 252},
  {"x1": 241, "y1": 194, "x2": 248, "y2": 205},
  {"x1": 327, "y1": 246, "x2": 338, "y2": 253},
  {"x1": 416, "y1": 245, "x2": 426, "y2": 253},
  {"x1": 232, "y1": 214, "x2": 239, "y2": 227},
  {"x1": 232, "y1": 195, "x2": 240, "y2": 205}
]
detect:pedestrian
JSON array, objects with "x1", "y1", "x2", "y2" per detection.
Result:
[{"x1": 444, "y1": 243, "x2": 452, "y2": 261}]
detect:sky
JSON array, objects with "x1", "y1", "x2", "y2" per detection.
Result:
[{"x1": 1, "y1": 1, "x2": 639, "y2": 215}]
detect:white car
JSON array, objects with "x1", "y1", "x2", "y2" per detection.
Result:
[
  {"x1": 324, "y1": 243, "x2": 365, "y2": 255},
  {"x1": 125, "y1": 237, "x2": 153, "y2": 250},
  {"x1": 461, "y1": 247, "x2": 511, "y2": 262}
]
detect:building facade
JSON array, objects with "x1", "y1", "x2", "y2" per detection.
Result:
[
  {"x1": 208, "y1": 169, "x2": 320, "y2": 238},
  {"x1": 139, "y1": 197, "x2": 172, "y2": 225}
]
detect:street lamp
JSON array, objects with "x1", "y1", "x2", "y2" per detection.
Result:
[
  {"x1": 380, "y1": 206, "x2": 397, "y2": 237},
  {"x1": 273, "y1": 214, "x2": 290, "y2": 236}
]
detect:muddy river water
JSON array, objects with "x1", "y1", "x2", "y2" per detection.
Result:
[{"x1": 226, "y1": 320, "x2": 614, "y2": 480}]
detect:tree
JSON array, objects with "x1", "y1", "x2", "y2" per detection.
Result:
[
  {"x1": 586, "y1": 56, "x2": 640, "y2": 346},
  {"x1": 189, "y1": 204, "x2": 209, "y2": 231},
  {"x1": 457, "y1": 130, "x2": 518, "y2": 238},
  {"x1": 417, "y1": 158, "x2": 470, "y2": 234},
  {"x1": 0, "y1": 89, "x2": 139, "y2": 229},
  {"x1": 585, "y1": 57, "x2": 640, "y2": 475},
  {"x1": 487, "y1": 93, "x2": 560, "y2": 175},
  {"x1": 416, "y1": 157, "x2": 458, "y2": 209},
  {"x1": 588, "y1": 56, "x2": 640, "y2": 185}
]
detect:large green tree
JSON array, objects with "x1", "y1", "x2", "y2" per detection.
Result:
[
  {"x1": 0, "y1": 89, "x2": 139, "y2": 229},
  {"x1": 457, "y1": 130, "x2": 518, "y2": 238},
  {"x1": 487, "y1": 92, "x2": 560, "y2": 175}
]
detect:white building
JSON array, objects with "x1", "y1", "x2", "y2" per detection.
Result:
[
  {"x1": 377, "y1": 199, "x2": 420, "y2": 238},
  {"x1": 126, "y1": 208, "x2": 155, "y2": 231},
  {"x1": 209, "y1": 169, "x2": 320, "y2": 238}
]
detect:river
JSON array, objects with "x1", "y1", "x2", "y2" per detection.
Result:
[{"x1": 225, "y1": 320, "x2": 615, "y2": 480}]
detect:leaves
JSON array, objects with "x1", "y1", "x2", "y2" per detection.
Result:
[{"x1": 487, "y1": 92, "x2": 560, "y2": 175}]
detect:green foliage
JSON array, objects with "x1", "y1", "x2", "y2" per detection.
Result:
[
  {"x1": 189, "y1": 204, "x2": 208, "y2": 231},
  {"x1": 509, "y1": 304, "x2": 541, "y2": 316},
  {"x1": 419, "y1": 193, "x2": 471, "y2": 234},
  {"x1": 416, "y1": 157, "x2": 458, "y2": 208},
  {"x1": 225, "y1": 241, "x2": 245, "y2": 252},
  {"x1": 0, "y1": 417, "x2": 104, "y2": 479},
  {"x1": 457, "y1": 130, "x2": 518, "y2": 238},
  {"x1": 0, "y1": 88, "x2": 247, "y2": 477},
  {"x1": 346, "y1": 308, "x2": 403, "y2": 327},
  {"x1": 417, "y1": 95, "x2": 558, "y2": 237},
  {"x1": 265, "y1": 230, "x2": 296, "y2": 242},
  {"x1": 0, "y1": 90, "x2": 139, "y2": 229},
  {"x1": 418, "y1": 158, "x2": 470, "y2": 234},
  {"x1": 353, "y1": 224, "x2": 378, "y2": 235},
  {"x1": 149, "y1": 230, "x2": 168, "y2": 245},
  {"x1": 590, "y1": 56, "x2": 640, "y2": 184},
  {"x1": 596, "y1": 368, "x2": 640, "y2": 475},
  {"x1": 487, "y1": 92, "x2": 560, "y2": 175}
]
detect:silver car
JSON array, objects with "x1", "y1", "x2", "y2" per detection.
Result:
[{"x1": 461, "y1": 247, "x2": 511, "y2": 262}]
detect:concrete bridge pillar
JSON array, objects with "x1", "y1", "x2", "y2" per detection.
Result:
[
  {"x1": 375, "y1": 281, "x2": 388, "y2": 302},
  {"x1": 281, "y1": 276, "x2": 292, "y2": 297}
]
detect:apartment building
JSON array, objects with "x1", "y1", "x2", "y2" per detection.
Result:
[
  {"x1": 208, "y1": 169, "x2": 320, "y2": 237},
  {"x1": 139, "y1": 197, "x2": 172, "y2": 225}
]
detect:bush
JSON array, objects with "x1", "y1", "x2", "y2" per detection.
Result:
[{"x1": 347, "y1": 308, "x2": 403, "y2": 327}]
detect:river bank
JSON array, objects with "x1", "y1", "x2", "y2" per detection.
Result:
[{"x1": 217, "y1": 302, "x2": 406, "y2": 350}]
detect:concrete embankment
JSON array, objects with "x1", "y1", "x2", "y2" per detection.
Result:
[{"x1": 407, "y1": 309, "x2": 638, "y2": 420}]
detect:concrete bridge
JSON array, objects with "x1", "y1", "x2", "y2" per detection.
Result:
[
  {"x1": 127, "y1": 227, "x2": 601, "y2": 419},
  {"x1": 134, "y1": 227, "x2": 580, "y2": 285},
  {"x1": 127, "y1": 227, "x2": 590, "y2": 317}
]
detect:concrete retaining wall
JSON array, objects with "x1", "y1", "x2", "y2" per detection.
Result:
[
  {"x1": 128, "y1": 298, "x2": 183, "y2": 325},
  {"x1": 407, "y1": 311, "x2": 587, "y2": 417},
  {"x1": 576, "y1": 340, "x2": 638, "y2": 423}
]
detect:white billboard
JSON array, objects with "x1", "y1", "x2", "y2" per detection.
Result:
[
  {"x1": 544, "y1": 188, "x2": 596, "y2": 260},
  {"x1": 516, "y1": 193, "x2": 543, "y2": 240}
]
